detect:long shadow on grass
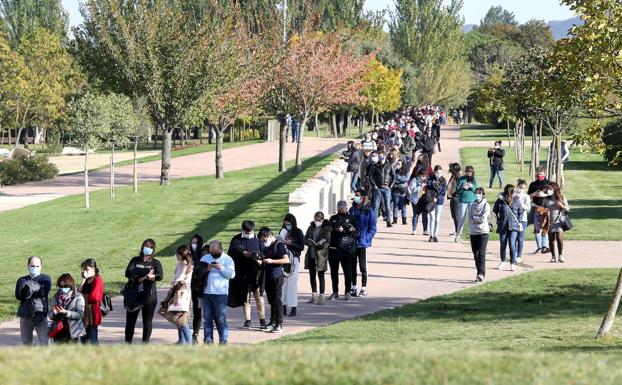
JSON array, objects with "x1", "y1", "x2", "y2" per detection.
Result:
[
  {"x1": 158, "y1": 155, "x2": 332, "y2": 257},
  {"x1": 565, "y1": 199, "x2": 622, "y2": 220}
]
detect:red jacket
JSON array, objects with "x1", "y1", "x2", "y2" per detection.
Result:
[{"x1": 85, "y1": 276, "x2": 104, "y2": 326}]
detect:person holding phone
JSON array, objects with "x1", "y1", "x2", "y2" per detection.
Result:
[
  {"x1": 304, "y1": 212, "x2": 332, "y2": 304},
  {"x1": 258, "y1": 228, "x2": 290, "y2": 333},
  {"x1": 487, "y1": 141, "x2": 505, "y2": 189},
  {"x1": 48, "y1": 273, "x2": 86, "y2": 343},
  {"x1": 123, "y1": 239, "x2": 163, "y2": 344},
  {"x1": 455, "y1": 165, "x2": 479, "y2": 243},
  {"x1": 200, "y1": 240, "x2": 235, "y2": 345},
  {"x1": 77, "y1": 259, "x2": 103, "y2": 344},
  {"x1": 493, "y1": 184, "x2": 524, "y2": 271}
]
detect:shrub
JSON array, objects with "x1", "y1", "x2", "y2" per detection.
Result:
[{"x1": 0, "y1": 154, "x2": 58, "y2": 186}]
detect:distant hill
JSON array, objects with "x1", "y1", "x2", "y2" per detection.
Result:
[
  {"x1": 548, "y1": 16, "x2": 583, "y2": 40},
  {"x1": 462, "y1": 16, "x2": 583, "y2": 40}
]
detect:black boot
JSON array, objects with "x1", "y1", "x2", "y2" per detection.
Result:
[
  {"x1": 289, "y1": 307, "x2": 297, "y2": 317},
  {"x1": 392, "y1": 218, "x2": 397, "y2": 225},
  {"x1": 283, "y1": 305, "x2": 287, "y2": 315},
  {"x1": 402, "y1": 217, "x2": 407, "y2": 225}
]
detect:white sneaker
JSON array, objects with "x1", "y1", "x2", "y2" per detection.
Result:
[
  {"x1": 498, "y1": 262, "x2": 506, "y2": 270},
  {"x1": 558, "y1": 256, "x2": 565, "y2": 263},
  {"x1": 510, "y1": 264, "x2": 516, "y2": 271},
  {"x1": 411, "y1": 230, "x2": 417, "y2": 235},
  {"x1": 516, "y1": 257, "x2": 522, "y2": 264}
]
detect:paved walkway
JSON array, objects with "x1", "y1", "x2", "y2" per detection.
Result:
[
  {"x1": 0, "y1": 138, "x2": 346, "y2": 212},
  {"x1": 0, "y1": 125, "x2": 619, "y2": 346}
]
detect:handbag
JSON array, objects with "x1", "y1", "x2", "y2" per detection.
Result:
[
  {"x1": 158, "y1": 305, "x2": 189, "y2": 327},
  {"x1": 167, "y1": 287, "x2": 190, "y2": 312},
  {"x1": 559, "y1": 211, "x2": 573, "y2": 231},
  {"x1": 47, "y1": 319, "x2": 65, "y2": 338},
  {"x1": 100, "y1": 294, "x2": 113, "y2": 316},
  {"x1": 337, "y1": 235, "x2": 356, "y2": 253},
  {"x1": 503, "y1": 201, "x2": 523, "y2": 232},
  {"x1": 121, "y1": 281, "x2": 143, "y2": 312}
]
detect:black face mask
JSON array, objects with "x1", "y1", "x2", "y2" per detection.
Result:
[{"x1": 211, "y1": 253, "x2": 222, "y2": 259}]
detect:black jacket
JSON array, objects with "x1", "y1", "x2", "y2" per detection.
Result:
[
  {"x1": 228, "y1": 233, "x2": 262, "y2": 289},
  {"x1": 370, "y1": 161, "x2": 395, "y2": 189},
  {"x1": 347, "y1": 149, "x2": 363, "y2": 173},
  {"x1": 329, "y1": 213, "x2": 358, "y2": 249},
  {"x1": 283, "y1": 226, "x2": 305, "y2": 258},
  {"x1": 15, "y1": 274, "x2": 51, "y2": 321},
  {"x1": 488, "y1": 148, "x2": 505, "y2": 169},
  {"x1": 124, "y1": 257, "x2": 163, "y2": 298}
]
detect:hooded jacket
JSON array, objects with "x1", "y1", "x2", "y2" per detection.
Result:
[
  {"x1": 304, "y1": 220, "x2": 332, "y2": 272},
  {"x1": 469, "y1": 198, "x2": 491, "y2": 235},
  {"x1": 493, "y1": 193, "x2": 524, "y2": 233},
  {"x1": 349, "y1": 202, "x2": 377, "y2": 249}
]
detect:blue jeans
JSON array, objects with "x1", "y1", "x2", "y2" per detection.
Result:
[
  {"x1": 350, "y1": 171, "x2": 360, "y2": 192},
  {"x1": 411, "y1": 202, "x2": 429, "y2": 232},
  {"x1": 373, "y1": 187, "x2": 392, "y2": 223},
  {"x1": 178, "y1": 324, "x2": 192, "y2": 345},
  {"x1": 429, "y1": 204, "x2": 444, "y2": 237},
  {"x1": 533, "y1": 211, "x2": 550, "y2": 249},
  {"x1": 202, "y1": 294, "x2": 228, "y2": 344},
  {"x1": 517, "y1": 220, "x2": 528, "y2": 259},
  {"x1": 489, "y1": 166, "x2": 504, "y2": 188},
  {"x1": 292, "y1": 122, "x2": 301, "y2": 143},
  {"x1": 456, "y1": 202, "x2": 472, "y2": 237},
  {"x1": 392, "y1": 193, "x2": 408, "y2": 220},
  {"x1": 80, "y1": 325, "x2": 98, "y2": 345},
  {"x1": 500, "y1": 230, "x2": 519, "y2": 264}
]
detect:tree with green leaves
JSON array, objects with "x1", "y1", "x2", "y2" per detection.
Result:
[
  {"x1": 479, "y1": 5, "x2": 518, "y2": 28},
  {"x1": 361, "y1": 56, "x2": 402, "y2": 125},
  {"x1": 77, "y1": 0, "x2": 226, "y2": 185},
  {"x1": 0, "y1": 0, "x2": 68, "y2": 46},
  {"x1": 517, "y1": 19, "x2": 555, "y2": 49},
  {"x1": 389, "y1": 0, "x2": 472, "y2": 106}
]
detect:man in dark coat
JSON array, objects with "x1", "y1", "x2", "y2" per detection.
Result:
[{"x1": 228, "y1": 220, "x2": 266, "y2": 329}]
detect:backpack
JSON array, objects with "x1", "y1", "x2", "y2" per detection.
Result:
[{"x1": 274, "y1": 241, "x2": 294, "y2": 278}]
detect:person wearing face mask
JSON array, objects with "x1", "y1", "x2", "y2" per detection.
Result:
[
  {"x1": 468, "y1": 188, "x2": 491, "y2": 282},
  {"x1": 304, "y1": 212, "x2": 332, "y2": 304},
  {"x1": 447, "y1": 163, "x2": 462, "y2": 237},
  {"x1": 420, "y1": 127, "x2": 436, "y2": 164},
  {"x1": 329, "y1": 201, "x2": 359, "y2": 301},
  {"x1": 346, "y1": 143, "x2": 363, "y2": 192},
  {"x1": 228, "y1": 221, "x2": 266, "y2": 330},
  {"x1": 48, "y1": 273, "x2": 86, "y2": 343},
  {"x1": 527, "y1": 166, "x2": 551, "y2": 254},
  {"x1": 188, "y1": 234, "x2": 204, "y2": 343},
  {"x1": 391, "y1": 159, "x2": 410, "y2": 225},
  {"x1": 280, "y1": 213, "x2": 305, "y2": 317},
  {"x1": 123, "y1": 238, "x2": 163, "y2": 344},
  {"x1": 487, "y1": 141, "x2": 505, "y2": 189},
  {"x1": 400, "y1": 128, "x2": 416, "y2": 169},
  {"x1": 455, "y1": 165, "x2": 479, "y2": 243},
  {"x1": 349, "y1": 190, "x2": 377, "y2": 297},
  {"x1": 169, "y1": 246, "x2": 193, "y2": 345},
  {"x1": 199, "y1": 241, "x2": 235, "y2": 344},
  {"x1": 515, "y1": 179, "x2": 531, "y2": 264},
  {"x1": 493, "y1": 184, "x2": 524, "y2": 271},
  {"x1": 544, "y1": 182, "x2": 570, "y2": 263},
  {"x1": 15, "y1": 256, "x2": 51, "y2": 345},
  {"x1": 361, "y1": 133, "x2": 377, "y2": 151},
  {"x1": 370, "y1": 151, "x2": 396, "y2": 227},
  {"x1": 432, "y1": 118, "x2": 441, "y2": 152},
  {"x1": 257, "y1": 227, "x2": 290, "y2": 333},
  {"x1": 408, "y1": 169, "x2": 428, "y2": 235},
  {"x1": 427, "y1": 165, "x2": 448, "y2": 242},
  {"x1": 77, "y1": 259, "x2": 103, "y2": 344}
]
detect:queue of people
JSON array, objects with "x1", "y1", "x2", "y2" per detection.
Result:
[{"x1": 14, "y1": 105, "x2": 572, "y2": 346}]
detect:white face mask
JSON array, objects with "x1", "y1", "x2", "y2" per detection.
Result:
[
  {"x1": 241, "y1": 232, "x2": 254, "y2": 239},
  {"x1": 279, "y1": 228, "x2": 289, "y2": 240},
  {"x1": 517, "y1": 188, "x2": 525, "y2": 194},
  {"x1": 314, "y1": 220, "x2": 323, "y2": 227},
  {"x1": 371, "y1": 156, "x2": 379, "y2": 163},
  {"x1": 191, "y1": 243, "x2": 198, "y2": 251},
  {"x1": 434, "y1": 171, "x2": 442, "y2": 178},
  {"x1": 264, "y1": 236, "x2": 276, "y2": 248},
  {"x1": 28, "y1": 266, "x2": 41, "y2": 277},
  {"x1": 475, "y1": 194, "x2": 483, "y2": 202}
]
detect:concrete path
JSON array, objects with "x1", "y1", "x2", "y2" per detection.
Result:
[
  {"x1": 0, "y1": 125, "x2": 619, "y2": 346},
  {"x1": 49, "y1": 151, "x2": 160, "y2": 175},
  {"x1": 0, "y1": 138, "x2": 346, "y2": 212}
]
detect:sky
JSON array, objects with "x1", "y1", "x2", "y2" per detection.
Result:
[{"x1": 61, "y1": 0, "x2": 576, "y2": 29}]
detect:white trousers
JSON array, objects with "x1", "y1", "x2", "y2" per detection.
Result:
[{"x1": 282, "y1": 256, "x2": 299, "y2": 307}]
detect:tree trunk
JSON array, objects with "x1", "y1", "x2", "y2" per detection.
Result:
[
  {"x1": 555, "y1": 131, "x2": 562, "y2": 186},
  {"x1": 506, "y1": 120, "x2": 512, "y2": 148},
  {"x1": 153, "y1": 125, "x2": 158, "y2": 149},
  {"x1": 15, "y1": 126, "x2": 24, "y2": 148},
  {"x1": 295, "y1": 116, "x2": 307, "y2": 173},
  {"x1": 359, "y1": 114, "x2": 364, "y2": 136},
  {"x1": 84, "y1": 152, "x2": 90, "y2": 209},
  {"x1": 110, "y1": 144, "x2": 116, "y2": 198},
  {"x1": 133, "y1": 140, "x2": 138, "y2": 194},
  {"x1": 596, "y1": 268, "x2": 622, "y2": 339},
  {"x1": 160, "y1": 127, "x2": 172, "y2": 185},
  {"x1": 315, "y1": 113, "x2": 320, "y2": 138},
  {"x1": 331, "y1": 113, "x2": 338, "y2": 139},
  {"x1": 278, "y1": 117, "x2": 287, "y2": 173},
  {"x1": 215, "y1": 128, "x2": 225, "y2": 179},
  {"x1": 520, "y1": 120, "x2": 525, "y2": 173}
]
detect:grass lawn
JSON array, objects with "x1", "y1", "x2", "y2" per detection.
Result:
[
  {"x1": 0, "y1": 155, "x2": 333, "y2": 322},
  {"x1": 2, "y1": 270, "x2": 622, "y2": 384},
  {"x1": 460, "y1": 147, "x2": 622, "y2": 241},
  {"x1": 279, "y1": 269, "x2": 622, "y2": 353},
  {"x1": 460, "y1": 123, "x2": 553, "y2": 143}
]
